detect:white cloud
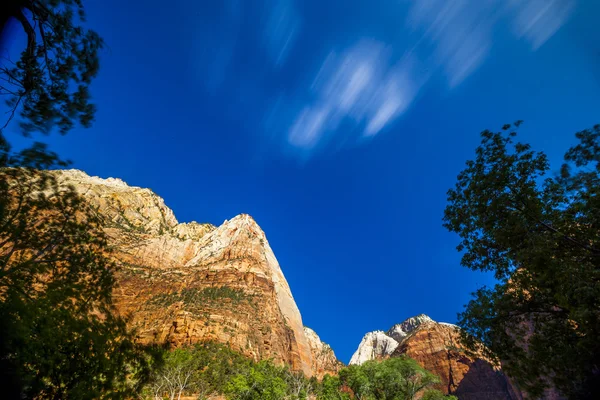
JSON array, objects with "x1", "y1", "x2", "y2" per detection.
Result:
[
  {"x1": 264, "y1": 0, "x2": 576, "y2": 158},
  {"x1": 509, "y1": 0, "x2": 575, "y2": 50},
  {"x1": 288, "y1": 105, "x2": 330, "y2": 149},
  {"x1": 405, "y1": 0, "x2": 575, "y2": 86},
  {"x1": 286, "y1": 40, "x2": 422, "y2": 152}
]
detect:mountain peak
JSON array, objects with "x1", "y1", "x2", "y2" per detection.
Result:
[{"x1": 387, "y1": 314, "x2": 435, "y2": 342}]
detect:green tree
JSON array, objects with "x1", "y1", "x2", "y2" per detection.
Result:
[
  {"x1": 421, "y1": 390, "x2": 457, "y2": 400},
  {"x1": 224, "y1": 360, "x2": 289, "y2": 400},
  {"x1": 444, "y1": 122, "x2": 600, "y2": 399},
  {"x1": 0, "y1": 160, "x2": 148, "y2": 398},
  {"x1": 338, "y1": 357, "x2": 443, "y2": 400},
  {"x1": 316, "y1": 374, "x2": 350, "y2": 400},
  {"x1": 1, "y1": 0, "x2": 103, "y2": 135},
  {"x1": 0, "y1": 3, "x2": 147, "y2": 397}
]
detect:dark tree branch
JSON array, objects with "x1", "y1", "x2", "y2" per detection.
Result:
[{"x1": 13, "y1": 7, "x2": 37, "y2": 58}]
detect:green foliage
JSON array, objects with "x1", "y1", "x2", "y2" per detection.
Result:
[
  {"x1": 142, "y1": 342, "x2": 308, "y2": 400},
  {"x1": 142, "y1": 344, "x2": 452, "y2": 400},
  {"x1": 444, "y1": 122, "x2": 600, "y2": 399},
  {"x1": 1, "y1": 0, "x2": 103, "y2": 135},
  {"x1": 421, "y1": 390, "x2": 457, "y2": 400},
  {"x1": 316, "y1": 375, "x2": 350, "y2": 400},
  {"x1": 224, "y1": 361, "x2": 289, "y2": 400},
  {"x1": 0, "y1": 167, "x2": 149, "y2": 397},
  {"x1": 0, "y1": 2, "x2": 149, "y2": 398},
  {"x1": 336, "y1": 357, "x2": 444, "y2": 400}
]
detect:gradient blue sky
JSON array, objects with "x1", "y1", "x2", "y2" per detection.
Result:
[{"x1": 4, "y1": 0, "x2": 600, "y2": 362}]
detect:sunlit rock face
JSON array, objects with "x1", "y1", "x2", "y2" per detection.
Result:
[
  {"x1": 350, "y1": 315, "x2": 523, "y2": 399},
  {"x1": 349, "y1": 331, "x2": 399, "y2": 366},
  {"x1": 49, "y1": 169, "x2": 339, "y2": 377},
  {"x1": 303, "y1": 327, "x2": 343, "y2": 379}
]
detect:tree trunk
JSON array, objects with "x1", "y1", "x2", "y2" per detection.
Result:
[{"x1": 0, "y1": 1, "x2": 35, "y2": 57}]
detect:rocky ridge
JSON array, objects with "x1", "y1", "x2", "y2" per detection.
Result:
[
  {"x1": 351, "y1": 315, "x2": 522, "y2": 399},
  {"x1": 50, "y1": 169, "x2": 338, "y2": 377}
]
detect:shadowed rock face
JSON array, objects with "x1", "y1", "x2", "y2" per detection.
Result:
[
  {"x1": 49, "y1": 169, "x2": 339, "y2": 377},
  {"x1": 351, "y1": 315, "x2": 523, "y2": 399}
]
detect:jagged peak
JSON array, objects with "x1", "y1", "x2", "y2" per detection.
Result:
[
  {"x1": 223, "y1": 213, "x2": 260, "y2": 227},
  {"x1": 387, "y1": 314, "x2": 435, "y2": 342},
  {"x1": 218, "y1": 213, "x2": 269, "y2": 242}
]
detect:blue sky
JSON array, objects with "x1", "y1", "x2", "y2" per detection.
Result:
[{"x1": 3, "y1": 0, "x2": 600, "y2": 362}]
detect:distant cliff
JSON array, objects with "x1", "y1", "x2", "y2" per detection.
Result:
[{"x1": 350, "y1": 315, "x2": 523, "y2": 399}]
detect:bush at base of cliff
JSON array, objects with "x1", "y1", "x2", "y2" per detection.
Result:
[
  {"x1": 141, "y1": 342, "x2": 456, "y2": 400},
  {"x1": 333, "y1": 357, "x2": 450, "y2": 400},
  {"x1": 141, "y1": 342, "x2": 313, "y2": 400}
]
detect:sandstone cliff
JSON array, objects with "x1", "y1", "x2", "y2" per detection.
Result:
[
  {"x1": 351, "y1": 315, "x2": 522, "y2": 399},
  {"x1": 303, "y1": 327, "x2": 343, "y2": 379},
  {"x1": 49, "y1": 169, "x2": 338, "y2": 377}
]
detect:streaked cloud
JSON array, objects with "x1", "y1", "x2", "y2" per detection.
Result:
[
  {"x1": 509, "y1": 0, "x2": 575, "y2": 50},
  {"x1": 190, "y1": 0, "x2": 576, "y2": 158},
  {"x1": 263, "y1": 0, "x2": 300, "y2": 66},
  {"x1": 405, "y1": 0, "x2": 575, "y2": 86},
  {"x1": 283, "y1": 1, "x2": 575, "y2": 155},
  {"x1": 287, "y1": 41, "x2": 423, "y2": 151}
]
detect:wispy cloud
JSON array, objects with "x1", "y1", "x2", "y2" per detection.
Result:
[
  {"x1": 190, "y1": 0, "x2": 576, "y2": 159},
  {"x1": 509, "y1": 0, "x2": 575, "y2": 50},
  {"x1": 286, "y1": 41, "x2": 424, "y2": 151},
  {"x1": 405, "y1": 0, "x2": 575, "y2": 86},
  {"x1": 282, "y1": 0, "x2": 575, "y2": 155},
  {"x1": 263, "y1": 0, "x2": 300, "y2": 66}
]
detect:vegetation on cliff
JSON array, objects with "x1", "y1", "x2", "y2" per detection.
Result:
[{"x1": 445, "y1": 122, "x2": 600, "y2": 399}]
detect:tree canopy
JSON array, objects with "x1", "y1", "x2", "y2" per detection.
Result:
[
  {"x1": 1, "y1": 0, "x2": 102, "y2": 135},
  {"x1": 338, "y1": 357, "x2": 449, "y2": 400},
  {"x1": 0, "y1": 2, "x2": 149, "y2": 398},
  {"x1": 139, "y1": 343, "x2": 454, "y2": 400},
  {"x1": 444, "y1": 122, "x2": 600, "y2": 399}
]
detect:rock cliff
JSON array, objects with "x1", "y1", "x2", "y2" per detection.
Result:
[
  {"x1": 303, "y1": 327, "x2": 343, "y2": 379},
  {"x1": 49, "y1": 169, "x2": 338, "y2": 377},
  {"x1": 351, "y1": 315, "x2": 522, "y2": 399}
]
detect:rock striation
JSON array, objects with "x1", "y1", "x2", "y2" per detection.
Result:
[
  {"x1": 49, "y1": 169, "x2": 339, "y2": 377},
  {"x1": 350, "y1": 315, "x2": 522, "y2": 399}
]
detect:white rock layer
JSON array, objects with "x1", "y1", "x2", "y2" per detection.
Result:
[{"x1": 349, "y1": 331, "x2": 399, "y2": 365}]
